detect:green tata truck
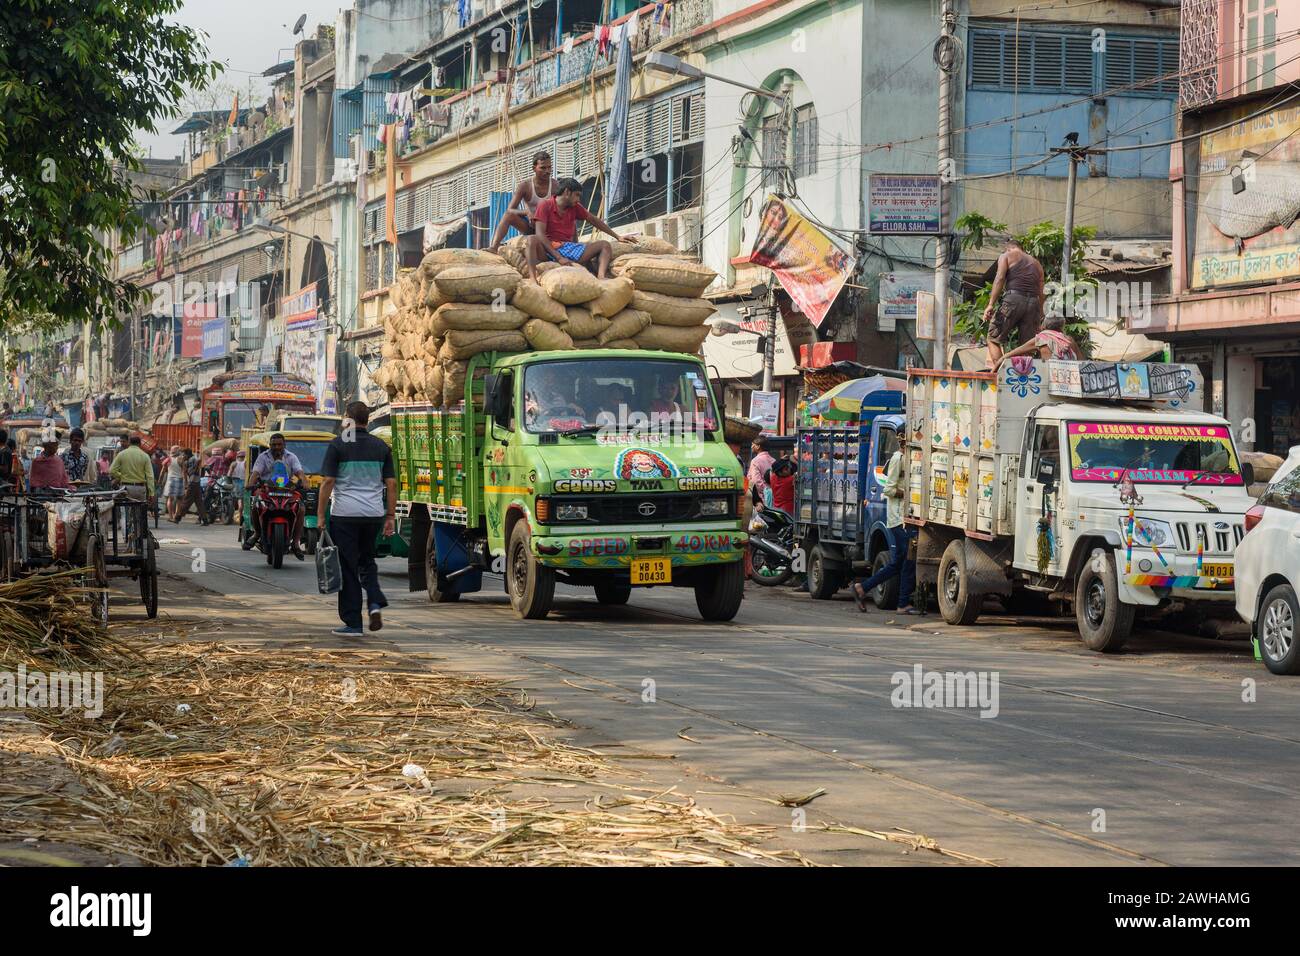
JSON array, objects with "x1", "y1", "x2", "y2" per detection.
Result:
[{"x1": 392, "y1": 348, "x2": 747, "y2": 620}]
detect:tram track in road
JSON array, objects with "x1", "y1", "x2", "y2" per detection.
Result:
[{"x1": 155, "y1": 542, "x2": 1169, "y2": 865}]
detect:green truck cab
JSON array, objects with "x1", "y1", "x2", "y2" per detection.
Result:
[{"x1": 392, "y1": 348, "x2": 747, "y2": 620}]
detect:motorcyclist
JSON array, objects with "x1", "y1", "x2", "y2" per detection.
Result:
[{"x1": 247, "y1": 432, "x2": 307, "y2": 559}]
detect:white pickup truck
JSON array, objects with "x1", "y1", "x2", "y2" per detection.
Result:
[{"x1": 905, "y1": 358, "x2": 1255, "y2": 651}]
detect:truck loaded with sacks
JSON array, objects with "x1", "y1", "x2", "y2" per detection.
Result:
[
  {"x1": 375, "y1": 242, "x2": 747, "y2": 621},
  {"x1": 905, "y1": 358, "x2": 1255, "y2": 651}
]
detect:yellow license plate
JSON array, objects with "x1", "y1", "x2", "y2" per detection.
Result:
[
  {"x1": 1201, "y1": 563, "x2": 1233, "y2": 578},
  {"x1": 631, "y1": 557, "x2": 671, "y2": 585}
]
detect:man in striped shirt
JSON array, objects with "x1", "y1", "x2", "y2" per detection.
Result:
[{"x1": 318, "y1": 401, "x2": 396, "y2": 637}]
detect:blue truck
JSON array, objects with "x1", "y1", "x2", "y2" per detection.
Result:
[{"x1": 795, "y1": 376, "x2": 907, "y2": 603}]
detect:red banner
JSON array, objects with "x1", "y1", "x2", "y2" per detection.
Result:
[
  {"x1": 181, "y1": 301, "x2": 215, "y2": 358},
  {"x1": 748, "y1": 197, "x2": 855, "y2": 328}
]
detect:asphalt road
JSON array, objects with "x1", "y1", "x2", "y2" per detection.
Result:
[{"x1": 141, "y1": 517, "x2": 1298, "y2": 866}]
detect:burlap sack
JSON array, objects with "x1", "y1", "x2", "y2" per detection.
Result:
[
  {"x1": 499, "y1": 235, "x2": 529, "y2": 273},
  {"x1": 541, "y1": 265, "x2": 602, "y2": 304},
  {"x1": 631, "y1": 237, "x2": 679, "y2": 256},
  {"x1": 534, "y1": 260, "x2": 562, "y2": 276},
  {"x1": 633, "y1": 324, "x2": 711, "y2": 353},
  {"x1": 588, "y1": 275, "x2": 635, "y2": 317},
  {"x1": 432, "y1": 302, "x2": 527, "y2": 333},
  {"x1": 424, "y1": 280, "x2": 449, "y2": 310},
  {"x1": 381, "y1": 340, "x2": 399, "y2": 362},
  {"x1": 512, "y1": 279, "x2": 568, "y2": 323},
  {"x1": 596, "y1": 308, "x2": 652, "y2": 344},
  {"x1": 630, "y1": 290, "x2": 717, "y2": 326},
  {"x1": 601, "y1": 339, "x2": 640, "y2": 350},
  {"x1": 439, "y1": 329, "x2": 528, "y2": 360},
  {"x1": 612, "y1": 255, "x2": 716, "y2": 297},
  {"x1": 419, "y1": 247, "x2": 504, "y2": 281},
  {"x1": 522, "y1": 318, "x2": 575, "y2": 351},
  {"x1": 390, "y1": 277, "x2": 408, "y2": 310},
  {"x1": 433, "y1": 264, "x2": 521, "y2": 304},
  {"x1": 422, "y1": 364, "x2": 445, "y2": 404},
  {"x1": 442, "y1": 360, "x2": 469, "y2": 407},
  {"x1": 607, "y1": 240, "x2": 638, "y2": 260},
  {"x1": 561, "y1": 306, "x2": 611, "y2": 340},
  {"x1": 570, "y1": 338, "x2": 600, "y2": 350}
]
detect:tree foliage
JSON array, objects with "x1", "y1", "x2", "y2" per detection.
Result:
[
  {"x1": 0, "y1": 0, "x2": 218, "y2": 333},
  {"x1": 952, "y1": 211, "x2": 1097, "y2": 355}
]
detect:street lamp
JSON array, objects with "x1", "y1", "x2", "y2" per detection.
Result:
[{"x1": 644, "y1": 51, "x2": 784, "y2": 100}]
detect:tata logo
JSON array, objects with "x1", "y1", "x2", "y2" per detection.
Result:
[{"x1": 637, "y1": 501, "x2": 657, "y2": 517}]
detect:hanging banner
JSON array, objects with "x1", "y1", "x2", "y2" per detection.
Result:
[
  {"x1": 178, "y1": 301, "x2": 215, "y2": 358},
  {"x1": 748, "y1": 197, "x2": 855, "y2": 328},
  {"x1": 201, "y1": 317, "x2": 227, "y2": 360}
]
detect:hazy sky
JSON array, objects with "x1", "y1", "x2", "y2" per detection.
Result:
[{"x1": 138, "y1": 0, "x2": 344, "y2": 158}]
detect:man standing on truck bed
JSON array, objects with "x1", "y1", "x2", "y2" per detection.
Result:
[
  {"x1": 526, "y1": 178, "x2": 635, "y2": 281},
  {"x1": 984, "y1": 237, "x2": 1045, "y2": 367},
  {"x1": 317, "y1": 402, "x2": 396, "y2": 637}
]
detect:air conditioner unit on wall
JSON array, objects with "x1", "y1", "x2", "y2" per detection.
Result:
[{"x1": 641, "y1": 209, "x2": 702, "y2": 254}]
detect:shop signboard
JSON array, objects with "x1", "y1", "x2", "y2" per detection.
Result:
[
  {"x1": 868, "y1": 174, "x2": 941, "y2": 235},
  {"x1": 878, "y1": 272, "x2": 930, "y2": 332},
  {"x1": 749, "y1": 390, "x2": 781, "y2": 435},
  {"x1": 201, "y1": 317, "x2": 227, "y2": 361}
]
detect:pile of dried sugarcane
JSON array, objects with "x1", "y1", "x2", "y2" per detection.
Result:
[
  {"x1": 0, "y1": 569, "x2": 122, "y2": 665},
  {"x1": 0, "y1": 634, "x2": 807, "y2": 866}
]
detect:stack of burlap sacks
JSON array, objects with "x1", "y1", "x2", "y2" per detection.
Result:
[{"x1": 372, "y1": 237, "x2": 718, "y2": 407}]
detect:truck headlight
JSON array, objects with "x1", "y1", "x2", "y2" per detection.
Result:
[
  {"x1": 699, "y1": 498, "x2": 730, "y2": 516},
  {"x1": 1118, "y1": 515, "x2": 1173, "y2": 547},
  {"x1": 555, "y1": 504, "x2": 588, "y2": 521}
]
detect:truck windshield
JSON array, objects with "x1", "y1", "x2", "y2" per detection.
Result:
[
  {"x1": 1066, "y1": 421, "x2": 1243, "y2": 485},
  {"x1": 523, "y1": 358, "x2": 719, "y2": 436}
]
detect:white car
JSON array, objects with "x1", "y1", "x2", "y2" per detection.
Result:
[{"x1": 1235, "y1": 447, "x2": 1300, "y2": 673}]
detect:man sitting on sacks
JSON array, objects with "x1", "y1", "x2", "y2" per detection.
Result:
[{"x1": 527, "y1": 178, "x2": 636, "y2": 282}]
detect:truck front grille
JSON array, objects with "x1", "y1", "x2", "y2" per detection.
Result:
[
  {"x1": 548, "y1": 493, "x2": 732, "y2": 524},
  {"x1": 1174, "y1": 521, "x2": 1243, "y2": 555}
]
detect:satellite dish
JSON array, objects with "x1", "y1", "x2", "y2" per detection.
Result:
[{"x1": 292, "y1": 14, "x2": 307, "y2": 35}]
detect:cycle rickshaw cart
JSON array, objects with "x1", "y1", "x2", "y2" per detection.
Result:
[{"x1": 0, "y1": 486, "x2": 159, "y2": 620}]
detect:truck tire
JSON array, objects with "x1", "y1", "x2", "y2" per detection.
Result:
[
  {"x1": 695, "y1": 560, "x2": 744, "y2": 621},
  {"x1": 806, "y1": 545, "x2": 840, "y2": 600},
  {"x1": 1259, "y1": 583, "x2": 1300, "y2": 674},
  {"x1": 425, "y1": 524, "x2": 461, "y2": 603},
  {"x1": 869, "y1": 549, "x2": 901, "y2": 610},
  {"x1": 507, "y1": 521, "x2": 555, "y2": 619},
  {"x1": 1075, "y1": 547, "x2": 1135, "y2": 652},
  {"x1": 594, "y1": 581, "x2": 631, "y2": 605},
  {"x1": 937, "y1": 539, "x2": 982, "y2": 625}
]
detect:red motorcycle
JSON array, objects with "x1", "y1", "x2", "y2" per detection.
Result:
[{"x1": 248, "y1": 481, "x2": 303, "y2": 569}]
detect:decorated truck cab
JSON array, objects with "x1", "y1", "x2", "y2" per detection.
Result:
[
  {"x1": 905, "y1": 358, "x2": 1255, "y2": 651},
  {"x1": 391, "y1": 349, "x2": 747, "y2": 620}
]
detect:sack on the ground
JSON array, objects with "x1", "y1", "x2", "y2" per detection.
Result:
[
  {"x1": 433, "y1": 264, "x2": 521, "y2": 304},
  {"x1": 597, "y1": 308, "x2": 652, "y2": 344},
  {"x1": 630, "y1": 289, "x2": 717, "y2": 327},
  {"x1": 612, "y1": 255, "x2": 716, "y2": 297},
  {"x1": 419, "y1": 247, "x2": 504, "y2": 281},
  {"x1": 315, "y1": 529, "x2": 343, "y2": 595},
  {"x1": 432, "y1": 302, "x2": 527, "y2": 333},
  {"x1": 632, "y1": 324, "x2": 711, "y2": 353},
  {"x1": 511, "y1": 279, "x2": 568, "y2": 323},
  {"x1": 541, "y1": 265, "x2": 603, "y2": 305},
  {"x1": 439, "y1": 329, "x2": 528, "y2": 361},
  {"x1": 522, "y1": 318, "x2": 575, "y2": 352},
  {"x1": 561, "y1": 306, "x2": 611, "y2": 341},
  {"x1": 588, "y1": 276, "x2": 635, "y2": 317}
]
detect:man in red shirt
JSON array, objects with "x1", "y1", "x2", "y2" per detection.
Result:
[{"x1": 527, "y1": 178, "x2": 635, "y2": 282}]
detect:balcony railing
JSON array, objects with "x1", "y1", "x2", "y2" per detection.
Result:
[{"x1": 393, "y1": 0, "x2": 712, "y2": 159}]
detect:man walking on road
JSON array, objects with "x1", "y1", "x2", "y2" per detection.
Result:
[
  {"x1": 851, "y1": 447, "x2": 921, "y2": 615},
  {"x1": 317, "y1": 401, "x2": 396, "y2": 637}
]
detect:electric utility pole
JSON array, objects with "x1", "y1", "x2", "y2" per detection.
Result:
[
  {"x1": 934, "y1": 0, "x2": 956, "y2": 369},
  {"x1": 1049, "y1": 139, "x2": 1098, "y2": 319},
  {"x1": 762, "y1": 77, "x2": 795, "y2": 393}
]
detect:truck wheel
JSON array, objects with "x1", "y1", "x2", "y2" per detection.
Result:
[
  {"x1": 806, "y1": 545, "x2": 840, "y2": 600},
  {"x1": 695, "y1": 560, "x2": 744, "y2": 621},
  {"x1": 937, "y1": 540, "x2": 982, "y2": 625},
  {"x1": 1075, "y1": 547, "x2": 1135, "y2": 652},
  {"x1": 425, "y1": 524, "x2": 461, "y2": 603},
  {"x1": 1258, "y1": 583, "x2": 1300, "y2": 674},
  {"x1": 507, "y1": 521, "x2": 554, "y2": 619},
  {"x1": 869, "y1": 549, "x2": 901, "y2": 610},
  {"x1": 594, "y1": 581, "x2": 631, "y2": 605}
]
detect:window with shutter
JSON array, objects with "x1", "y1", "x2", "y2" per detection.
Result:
[
  {"x1": 969, "y1": 30, "x2": 1003, "y2": 87},
  {"x1": 794, "y1": 104, "x2": 818, "y2": 179},
  {"x1": 760, "y1": 116, "x2": 782, "y2": 189}
]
